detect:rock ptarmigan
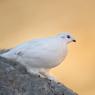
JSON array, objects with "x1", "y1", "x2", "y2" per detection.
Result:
[{"x1": 1, "y1": 32, "x2": 76, "y2": 81}]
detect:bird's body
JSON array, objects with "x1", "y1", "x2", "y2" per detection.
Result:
[{"x1": 1, "y1": 32, "x2": 76, "y2": 81}]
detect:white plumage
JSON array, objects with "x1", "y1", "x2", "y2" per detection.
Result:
[{"x1": 1, "y1": 32, "x2": 76, "y2": 81}]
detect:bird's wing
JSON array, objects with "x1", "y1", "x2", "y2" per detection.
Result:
[{"x1": 1, "y1": 38, "x2": 52, "y2": 59}]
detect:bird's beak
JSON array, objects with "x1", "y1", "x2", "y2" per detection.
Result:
[{"x1": 72, "y1": 39, "x2": 76, "y2": 42}]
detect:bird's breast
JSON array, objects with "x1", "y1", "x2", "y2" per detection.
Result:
[
  {"x1": 48, "y1": 46, "x2": 67, "y2": 68},
  {"x1": 38, "y1": 43, "x2": 67, "y2": 68}
]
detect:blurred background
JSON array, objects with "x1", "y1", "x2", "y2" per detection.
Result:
[{"x1": 0, "y1": 0, "x2": 95, "y2": 95}]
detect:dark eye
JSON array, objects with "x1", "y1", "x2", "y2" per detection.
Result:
[{"x1": 67, "y1": 35, "x2": 70, "y2": 39}]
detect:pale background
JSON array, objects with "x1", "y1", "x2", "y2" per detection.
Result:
[{"x1": 0, "y1": 0, "x2": 95, "y2": 95}]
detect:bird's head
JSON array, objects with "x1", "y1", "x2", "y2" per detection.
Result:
[{"x1": 57, "y1": 32, "x2": 76, "y2": 44}]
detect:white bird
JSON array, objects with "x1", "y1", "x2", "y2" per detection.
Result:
[{"x1": 1, "y1": 32, "x2": 76, "y2": 81}]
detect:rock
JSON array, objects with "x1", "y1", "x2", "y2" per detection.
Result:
[{"x1": 0, "y1": 50, "x2": 78, "y2": 95}]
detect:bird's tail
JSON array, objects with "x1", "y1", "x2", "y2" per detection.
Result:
[
  {"x1": 0, "y1": 49, "x2": 11, "y2": 58},
  {"x1": 0, "y1": 49, "x2": 10, "y2": 54}
]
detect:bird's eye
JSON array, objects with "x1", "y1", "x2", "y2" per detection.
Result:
[{"x1": 67, "y1": 35, "x2": 70, "y2": 39}]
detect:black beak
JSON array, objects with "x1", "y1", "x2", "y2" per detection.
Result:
[{"x1": 72, "y1": 40, "x2": 76, "y2": 42}]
